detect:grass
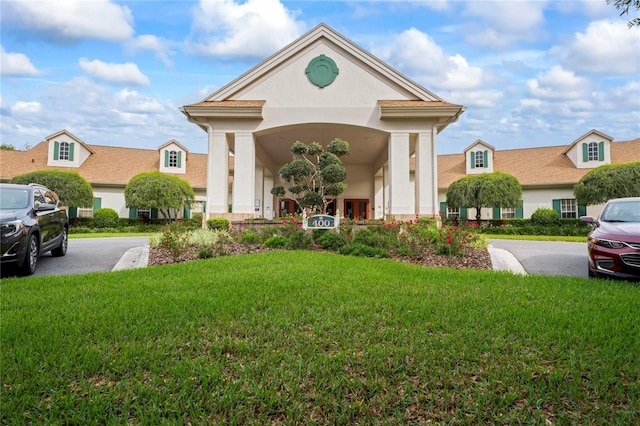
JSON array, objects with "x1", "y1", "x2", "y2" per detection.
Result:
[
  {"x1": 69, "y1": 232, "x2": 153, "y2": 239},
  {"x1": 2, "y1": 251, "x2": 638, "y2": 424}
]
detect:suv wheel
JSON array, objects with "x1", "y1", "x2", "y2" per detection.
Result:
[
  {"x1": 51, "y1": 226, "x2": 68, "y2": 257},
  {"x1": 20, "y1": 234, "x2": 39, "y2": 276}
]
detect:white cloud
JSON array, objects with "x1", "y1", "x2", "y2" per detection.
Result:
[
  {"x1": 114, "y1": 89, "x2": 164, "y2": 113},
  {"x1": 188, "y1": 0, "x2": 306, "y2": 58},
  {"x1": 126, "y1": 35, "x2": 174, "y2": 67},
  {"x1": 0, "y1": 45, "x2": 41, "y2": 76},
  {"x1": 1, "y1": 0, "x2": 134, "y2": 42},
  {"x1": 79, "y1": 58, "x2": 150, "y2": 86},
  {"x1": 375, "y1": 28, "x2": 486, "y2": 91},
  {"x1": 557, "y1": 20, "x2": 640, "y2": 75},
  {"x1": 463, "y1": 0, "x2": 546, "y2": 48},
  {"x1": 10, "y1": 101, "x2": 42, "y2": 114},
  {"x1": 527, "y1": 66, "x2": 590, "y2": 100}
]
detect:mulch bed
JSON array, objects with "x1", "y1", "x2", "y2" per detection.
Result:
[{"x1": 148, "y1": 243, "x2": 492, "y2": 270}]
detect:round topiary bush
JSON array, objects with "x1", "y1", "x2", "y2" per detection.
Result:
[
  {"x1": 93, "y1": 208, "x2": 120, "y2": 228},
  {"x1": 530, "y1": 207, "x2": 560, "y2": 225}
]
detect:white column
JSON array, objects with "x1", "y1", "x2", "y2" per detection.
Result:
[
  {"x1": 374, "y1": 174, "x2": 384, "y2": 220},
  {"x1": 388, "y1": 132, "x2": 412, "y2": 215},
  {"x1": 207, "y1": 129, "x2": 229, "y2": 214},
  {"x1": 254, "y1": 165, "x2": 264, "y2": 217},
  {"x1": 415, "y1": 129, "x2": 436, "y2": 216},
  {"x1": 263, "y1": 174, "x2": 274, "y2": 219},
  {"x1": 232, "y1": 132, "x2": 256, "y2": 214}
]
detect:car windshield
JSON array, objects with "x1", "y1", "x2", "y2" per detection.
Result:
[
  {"x1": 0, "y1": 188, "x2": 30, "y2": 210},
  {"x1": 601, "y1": 200, "x2": 640, "y2": 223}
]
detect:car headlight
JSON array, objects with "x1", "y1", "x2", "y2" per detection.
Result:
[
  {"x1": 1, "y1": 220, "x2": 25, "y2": 239},
  {"x1": 592, "y1": 238, "x2": 626, "y2": 249}
]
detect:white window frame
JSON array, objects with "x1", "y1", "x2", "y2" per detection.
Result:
[
  {"x1": 59, "y1": 142, "x2": 70, "y2": 161},
  {"x1": 561, "y1": 199, "x2": 577, "y2": 219},
  {"x1": 447, "y1": 207, "x2": 460, "y2": 219},
  {"x1": 474, "y1": 151, "x2": 484, "y2": 168},
  {"x1": 587, "y1": 142, "x2": 599, "y2": 162},
  {"x1": 501, "y1": 207, "x2": 516, "y2": 219},
  {"x1": 169, "y1": 150, "x2": 178, "y2": 168}
]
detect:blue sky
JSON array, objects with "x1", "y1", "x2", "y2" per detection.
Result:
[{"x1": 1, "y1": 0, "x2": 638, "y2": 155}]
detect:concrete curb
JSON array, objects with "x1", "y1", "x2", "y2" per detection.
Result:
[
  {"x1": 112, "y1": 244, "x2": 150, "y2": 271},
  {"x1": 487, "y1": 244, "x2": 527, "y2": 275},
  {"x1": 113, "y1": 244, "x2": 527, "y2": 275}
]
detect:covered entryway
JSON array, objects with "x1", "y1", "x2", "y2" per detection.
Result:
[{"x1": 181, "y1": 24, "x2": 464, "y2": 222}]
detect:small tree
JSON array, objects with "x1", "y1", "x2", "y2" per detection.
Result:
[
  {"x1": 271, "y1": 138, "x2": 350, "y2": 214},
  {"x1": 446, "y1": 172, "x2": 522, "y2": 222},
  {"x1": 124, "y1": 172, "x2": 195, "y2": 220},
  {"x1": 574, "y1": 162, "x2": 640, "y2": 206},
  {"x1": 11, "y1": 170, "x2": 93, "y2": 207}
]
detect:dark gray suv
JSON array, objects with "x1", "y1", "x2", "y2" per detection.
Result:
[{"x1": 1, "y1": 183, "x2": 69, "y2": 275}]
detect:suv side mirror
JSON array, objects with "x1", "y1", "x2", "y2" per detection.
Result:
[{"x1": 35, "y1": 203, "x2": 56, "y2": 212}]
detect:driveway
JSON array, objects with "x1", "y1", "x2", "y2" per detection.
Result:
[
  {"x1": 1, "y1": 236, "x2": 149, "y2": 278},
  {"x1": 490, "y1": 239, "x2": 588, "y2": 278}
]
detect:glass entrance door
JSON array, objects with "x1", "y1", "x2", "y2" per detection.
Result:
[{"x1": 344, "y1": 199, "x2": 369, "y2": 220}]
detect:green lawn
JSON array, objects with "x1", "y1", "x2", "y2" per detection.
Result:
[{"x1": 1, "y1": 251, "x2": 638, "y2": 424}]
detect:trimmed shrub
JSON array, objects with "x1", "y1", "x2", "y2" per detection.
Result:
[
  {"x1": 339, "y1": 243, "x2": 389, "y2": 258},
  {"x1": 93, "y1": 208, "x2": 120, "y2": 228},
  {"x1": 316, "y1": 231, "x2": 351, "y2": 251},
  {"x1": 207, "y1": 217, "x2": 230, "y2": 231},
  {"x1": 285, "y1": 229, "x2": 313, "y2": 250},
  {"x1": 531, "y1": 208, "x2": 560, "y2": 225},
  {"x1": 264, "y1": 235, "x2": 287, "y2": 249}
]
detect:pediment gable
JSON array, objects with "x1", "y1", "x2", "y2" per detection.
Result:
[
  {"x1": 45, "y1": 129, "x2": 93, "y2": 168},
  {"x1": 203, "y1": 23, "x2": 443, "y2": 104}
]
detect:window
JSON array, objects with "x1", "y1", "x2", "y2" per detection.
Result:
[
  {"x1": 169, "y1": 150, "x2": 178, "y2": 167},
  {"x1": 587, "y1": 142, "x2": 599, "y2": 162},
  {"x1": 582, "y1": 141, "x2": 604, "y2": 162},
  {"x1": 59, "y1": 142, "x2": 69, "y2": 160},
  {"x1": 470, "y1": 150, "x2": 488, "y2": 169},
  {"x1": 447, "y1": 207, "x2": 460, "y2": 219},
  {"x1": 344, "y1": 199, "x2": 369, "y2": 220},
  {"x1": 560, "y1": 199, "x2": 577, "y2": 219},
  {"x1": 54, "y1": 141, "x2": 74, "y2": 161},
  {"x1": 501, "y1": 207, "x2": 516, "y2": 219}
]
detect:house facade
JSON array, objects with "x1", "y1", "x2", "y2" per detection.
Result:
[
  {"x1": 180, "y1": 24, "x2": 464, "y2": 222},
  {"x1": 1, "y1": 25, "x2": 638, "y2": 221}
]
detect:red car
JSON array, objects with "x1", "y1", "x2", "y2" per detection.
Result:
[{"x1": 581, "y1": 197, "x2": 640, "y2": 280}]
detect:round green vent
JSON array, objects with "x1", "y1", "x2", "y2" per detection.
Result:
[{"x1": 305, "y1": 54, "x2": 339, "y2": 88}]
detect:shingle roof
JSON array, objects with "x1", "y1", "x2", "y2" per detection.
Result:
[
  {"x1": 0, "y1": 142, "x2": 208, "y2": 188},
  {"x1": 438, "y1": 138, "x2": 640, "y2": 189},
  {"x1": 2, "y1": 138, "x2": 638, "y2": 191}
]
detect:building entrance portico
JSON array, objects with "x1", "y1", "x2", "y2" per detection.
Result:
[{"x1": 181, "y1": 24, "x2": 464, "y2": 222}]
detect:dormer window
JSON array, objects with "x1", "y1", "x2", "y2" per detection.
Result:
[
  {"x1": 470, "y1": 150, "x2": 487, "y2": 169},
  {"x1": 169, "y1": 150, "x2": 178, "y2": 167},
  {"x1": 164, "y1": 149, "x2": 182, "y2": 168},
  {"x1": 54, "y1": 141, "x2": 74, "y2": 161},
  {"x1": 583, "y1": 141, "x2": 604, "y2": 162}
]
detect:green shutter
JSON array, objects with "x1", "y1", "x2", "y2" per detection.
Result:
[
  {"x1": 582, "y1": 143, "x2": 588, "y2": 162},
  {"x1": 598, "y1": 141, "x2": 604, "y2": 161},
  {"x1": 129, "y1": 208, "x2": 138, "y2": 219},
  {"x1": 164, "y1": 150, "x2": 169, "y2": 167},
  {"x1": 177, "y1": 151, "x2": 182, "y2": 168},
  {"x1": 460, "y1": 207, "x2": 468, "y2": 220},
  {"x1": 183, "y1": 206, "x2": 190, "y2": 219},
  {"x1": 203, "y1": 201, "x2": 206, "y2": 213},
  {"x1": 68, "y1": 143, "x2": 75, "y2": 161},
  {"x1": 151, "y1": 208, "x2": 158, "y2": 219},
  {"x1": 483, "y1": 150, "x2": 488, "y2": 168},
  {"x1": 93, "y1": 198, "x2": 102, "y2": 214},
  {"x1": 54, "y1": 141, "x2": 59, "y2": 160},
  {"x1": 439, "y1": 202, "x2": 447, "y2": 216},
  {"x1": 578, "y1": 205, "x2": 587, "y2": 217},
  {"x1": 470, "y1": 151, "x2": 476, "y2": 169},
  {"x1": 552, "y1": 199, "x2": 561, "y2": 215},
  {"x1": 68, "y1": 207, "x2": 77, "y2": 218},
  {"x1": 516, "y1": 200, "x2": 523, "y2": 219},
  {"x1": 492, "y1": 207, "x2": 500, "y2": 219}
]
